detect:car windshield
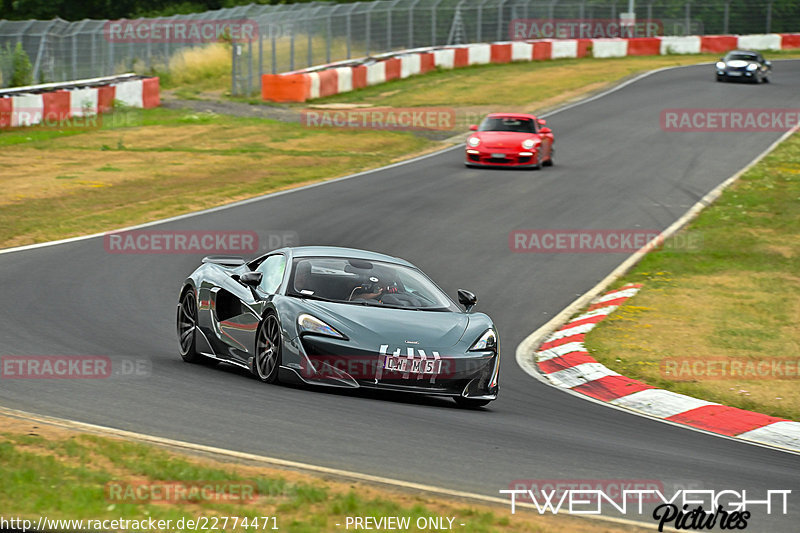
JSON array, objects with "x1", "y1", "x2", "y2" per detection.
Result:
[
  {"x1": 726, "y1": 52, "x2": 758, "y2": 61},
  {"x1": 287, "y1": 257, "x2": 458, "y2": 311},
  {"x1": 479, "y1": 117, "x2": 536, "y2": 133}
]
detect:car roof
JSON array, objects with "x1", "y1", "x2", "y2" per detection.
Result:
[
  {"x1": 284, "y1": 246, "x2": 414, "y2": 267},
  {"x1": 727, "y1": 50, "x2": 759, "y2": 55},
  {"x1": 486, "y1": 112, "x2": 538, "y2": 120}
]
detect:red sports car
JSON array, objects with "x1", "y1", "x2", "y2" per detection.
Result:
[{"x1": 465, "y1": 113, "x2": 554, "y2": 169}]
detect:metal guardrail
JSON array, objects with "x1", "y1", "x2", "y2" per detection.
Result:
[{"x1": 0, "y1": 73, "x2": 140, "y2": 96}]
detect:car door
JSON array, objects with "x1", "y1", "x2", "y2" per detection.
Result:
[{"x1": 216, "y1": 254, "x2": 287, "y2": 364}]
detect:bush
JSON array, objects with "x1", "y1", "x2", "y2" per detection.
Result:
[{"x1": 0, "y1": 42, "x2": 34, "y2": 88}]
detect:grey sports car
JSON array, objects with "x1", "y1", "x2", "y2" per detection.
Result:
[
  {"x1": 177, "y1": 246, "x2": 499, "y2": 407},
  {"x1": 715, "y1": 50, "x2": 771, "y2": 83}
]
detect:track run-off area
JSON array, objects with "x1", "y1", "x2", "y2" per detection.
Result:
[{"x1": 2, "y1": 61, "x2": 799, "y2": 530}]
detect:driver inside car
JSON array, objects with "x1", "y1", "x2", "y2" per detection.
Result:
[{"x1": 350, "y1": 276, "x2": 385, "y2": 301}]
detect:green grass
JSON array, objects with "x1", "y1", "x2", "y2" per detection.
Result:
[
  {"x1": 585, "y1": 132, "x2": 800, "y2": 420},
  {"x1": 0, "y1": 427, "x2": 633, "y2": 533}
]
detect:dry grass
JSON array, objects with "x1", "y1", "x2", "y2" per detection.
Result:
[
  {"x1": 167, "y1": 42, "x2": 232, "y2": 89},
  {"x1": 0, "y1": 109, "x2": 431, "y2": 248},
  {"x1": 0, "y1": 413, "x2": 648, "y2": 533}
]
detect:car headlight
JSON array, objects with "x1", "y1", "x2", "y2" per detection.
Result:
[
  {"x1": 716, "y1": 61, "x2": 726, "y2": 69},
  {"x1": 469, "y1": 329, "x2": 497, "y2": 352},
  {"x1": 746, "y1": 63, "x2": 758, "y2": 71},
  {"x1": 522, "y1": 139, "x2": 537, "y2": 150},
  {"x1": 297, "y1": 314, "x2": 345, "y2": 339},
  {"x1": 467, "y1": 136, "x2": 480, "y2": 147}
]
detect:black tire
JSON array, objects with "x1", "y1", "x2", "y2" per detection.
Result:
[
  {"x1": 762, "y1": 75, "x2": 770, "y2": 83},
  {"x1": 177, "y1": 288, "x2": 203, "y2": 363},
  {"x1": 254, "y1": 313, "x2": 282, "y2": 383},
  {"x1": 454, "y1": 397, "x2": 492, "y2": 409},
  {"x1": 543, "y1": 149, "x2": 554, "y2": 167},
  {"x1": 716, "y1": 76, "x2": 724, "y2": 82}
]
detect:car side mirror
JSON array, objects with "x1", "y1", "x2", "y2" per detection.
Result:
[
  {"x1": 765, "y1": 60, "x2": 771, "y2": 66},
  {"x1": 538, "y1": 119, "x2": 546, "y2": 126},
  {"x1": 469, "y1": 124, "x2": 478, "y2": 131},
  {"x1": 539, "y1": 127, "x2": 551, "y2": 134},
  {"x1": 237, "y1": 271, "x2": 262, "y2": 288},
  {"x1": 457, "y1": 289, "x2": 478, "y2": 311}
]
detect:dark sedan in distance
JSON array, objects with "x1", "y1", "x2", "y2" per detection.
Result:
[
  {"x1": 177, "y1": 246, "x2": 499, "y2": 407},
  {"x1": 715, "y1": 50, "x2": 771, "y2": 83}
]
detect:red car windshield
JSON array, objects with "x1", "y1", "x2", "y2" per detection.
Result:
[{"x1": 479, "y1": 117, "x2": 536, "y2": 133}]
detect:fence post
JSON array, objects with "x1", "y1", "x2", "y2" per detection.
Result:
[
  {"x1": 548, "y1": 0, "x2": 557, "y2": 21},
  {"x1": 346, "y1": 5, "x2": 353, "y2": 59},
  {"x1": 409, "y1": 0, "x2": 421, "y2": 48},
  {"x1": 766, "y1": 2, "x2": 772, "y2": 33},
  {"x1": 290, "y1": 22, "x2": 295, "y2": 71},
  {"x1": 258, "y1": 27, "x2": 263, "y2": 90},
  {"x1": 684, "y1": 2, "x2": 691, "y2": 36},
  {"x1": 477, "y1": 0, "x2": 489, "y2": 43},
  {"x1": 326, "y1": 11, "x2": 332, "y2": 63},
  {"x1": 366, "y1": 4, "x2": 372, "y2": 56},
  {"x1": 432, "y1": 0, "x2": 444, "y2": 47},
  {"x1": 307, "y1": 15, "x2": 313, "y2": 68},
  {"x1": 72, "y1": 33, "x2": 77, "y2": 80},
  {"x1": 248, "y1": 39, "x2": 254, "y2": 95},
  {"x1": 498, "y1": 0, "x2": 510, "y2": 41},
  {"x1": 271, "y1": 24, "x2": 277, "y2": 74},
  {"x1": 92, "y1": 31, "x2": 97, "y2": 78},
  {"x1": 723, "y1": 1, "x2": 729, "y2": 34},
  {"x1": 231, "y1": 43, "x2": 237, "y2": 95}
]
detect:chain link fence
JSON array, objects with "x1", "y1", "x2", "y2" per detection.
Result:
[{"x1": 1, "y1": 0, "x2": 797, "y2": 92}]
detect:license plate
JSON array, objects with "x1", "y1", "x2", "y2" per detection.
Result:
[
  {"x1": 491, "y1": 153, "x2": 506, "y2": 159},
  {"x1": 728, "y1": 71, "x2": 742, "y2": 76},
  {"x1": 384, "y1": 355, "x2": 442, "y2": 375}
]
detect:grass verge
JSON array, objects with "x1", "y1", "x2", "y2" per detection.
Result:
[
  {"x1": 0, "y1": 414, "x2": 647, "y2": 533},
  {"x1": 6, "y1": 53, "x2": 800, "y2": 250},
  {"x1": 585, "y1": 132, "x2": 800, "y2": 421},
  {"x1": 306, "y1": 51, "x2": 800, "y2": 109},
  {"x1": 0, "y1": 107, "x2": 432, "y2": 248}
]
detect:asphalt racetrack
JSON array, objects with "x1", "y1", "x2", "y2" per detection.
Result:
[{"x1": 2, "y1": 61, "x2": 799, "y2": 530}]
